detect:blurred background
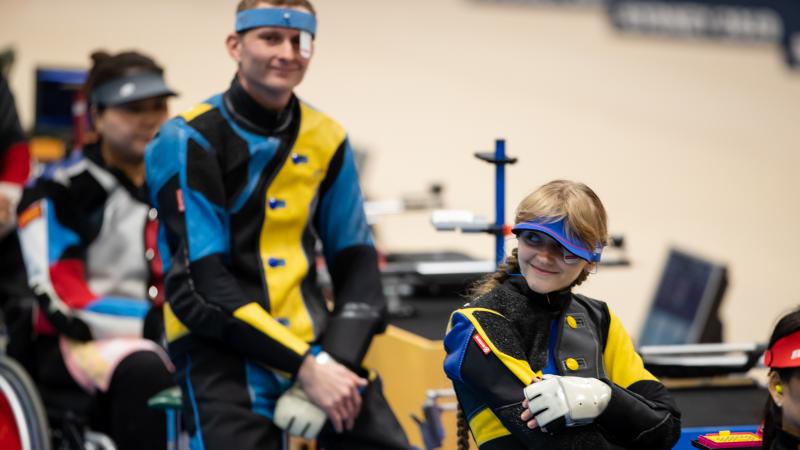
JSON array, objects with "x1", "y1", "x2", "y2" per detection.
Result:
[
  {"x1": 3, "y1": 1, "x2": 800, "y2": 448},
  {"x1": 2, "y1": 0, "x2": 799, "y2": 348}
]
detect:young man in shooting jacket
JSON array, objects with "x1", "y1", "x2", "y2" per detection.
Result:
[{"x1": 145, "y1": 1, "x2": 410, "y2": 448}]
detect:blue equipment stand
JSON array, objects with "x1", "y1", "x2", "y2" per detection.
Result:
[{"x1": 474, "y1": 139, "x2": 517, "y2": 268}]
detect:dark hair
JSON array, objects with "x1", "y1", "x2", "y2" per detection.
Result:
[
  {"x1": 237, "y1": 0, "x2": 316, "y2": 15},
  {"x1": 82, "y1": 50, "x2": 164, "y2": 110},
  {"x1": 762, "y1": 308, "x2": 800, "y2": 449}
]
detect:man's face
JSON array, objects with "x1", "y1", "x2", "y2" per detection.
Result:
[{"x1": 229, "y1": 6, "x2": 313, "y2": 99}]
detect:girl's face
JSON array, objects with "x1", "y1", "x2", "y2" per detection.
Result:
[
  {"x1": 93, "y1": 96, "x2": 168, "y2": 163},
  {"x1": 772, "y1": 371, "x2": 800, "y2": 437},
  {"x1": 516, "y1": 231, "x2": 592, "y2": 294}
]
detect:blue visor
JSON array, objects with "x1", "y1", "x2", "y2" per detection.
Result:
[
  {"x1": 512, "y1": 219, "x2": 602, "y2": 262},
  {"x1": 236, "y1": 8, "x2": 317, "y2": 36}
]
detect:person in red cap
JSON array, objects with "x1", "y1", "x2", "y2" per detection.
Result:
[
  {"x1": 762, "y1": 308, "x2": 800, "y2": 449},
  {"x1": 443, "y1": 179, "x2": 681, "y2": 449}
]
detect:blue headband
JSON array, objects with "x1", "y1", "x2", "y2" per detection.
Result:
[
  {"x1": 236, "y1": 8, "x2": 317, "y2": 36},
  {"x1": 512, "y1": 219, "x2": 603, "y2": 262}
]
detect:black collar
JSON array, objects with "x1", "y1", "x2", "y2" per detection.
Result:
[
  {"x1": 83, "y1": 143, "x2": 149, "y2": 204},
  {"x1": 505, "y1": 276, "x2": 573, "y2": 313},
  {"x1": 222, "y1": 76, "x2": 297, "y2": 135}
]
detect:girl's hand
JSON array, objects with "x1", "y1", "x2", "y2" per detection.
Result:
[
  {"x1": 521, "y1": 398, "x2": 539, "y2": 429},
  {"x1": 521, "y1": 374, "x2": 541, "y2": 429}
]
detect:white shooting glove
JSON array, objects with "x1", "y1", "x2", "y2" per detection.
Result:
[
  {"x1": 273, "y1": 352, "x2": 333, "y2": 439},
  {"x1": 273, "y1": 383, "x2": 327, "y2": 439},
  {"x1": 523, "y1": 374, "x2": 611, "y2": 431}
]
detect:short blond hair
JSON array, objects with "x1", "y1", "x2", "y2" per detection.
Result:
[{"x1": 237, "y1": 0, "x2": 316, "y2": 15}]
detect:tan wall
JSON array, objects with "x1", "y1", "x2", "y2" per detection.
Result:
[{"x1": 2, "y1": 0, "x2": 800, "y2": 346}]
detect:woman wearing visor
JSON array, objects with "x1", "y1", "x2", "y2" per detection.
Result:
[
  {"x1": 761, "y1": 308, "x2": 800, "y2": 449},
  {"x1": 444, "y1": 180, "x2": 681, "y2": 449},
  {"x1": 15, "y1": 50, "x2": 176, "y2": 450}
]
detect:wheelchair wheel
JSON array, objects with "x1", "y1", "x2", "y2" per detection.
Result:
[{"x1": 0, "y1": 354, "x2": 51, "y2": 450}]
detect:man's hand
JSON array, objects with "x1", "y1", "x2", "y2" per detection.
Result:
[
  {"x1": 0, "y1": 192, "x2": 11, "y2": 227},
  {"x1": 296, "y1": 352, "x2": 368, "y2": 433},
  {"x1": 521, "y1": 374, "x2": 611, "y2": 432},
  {"x1": 0, "y1": 183, "x2": 22, "y2": 238}
]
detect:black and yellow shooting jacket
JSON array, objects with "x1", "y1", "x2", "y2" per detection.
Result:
[{"x1": 444, "y1": 278, "x2": 681, "y2": 449}]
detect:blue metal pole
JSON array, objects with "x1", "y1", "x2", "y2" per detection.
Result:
[
  {"x1": 166, "y1": 409, "x2": 176, "y2": 450},
  {"x1": 495, "y1": 139, "x2": 506, "y2": 268}
]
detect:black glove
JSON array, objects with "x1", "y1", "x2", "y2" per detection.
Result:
[{"x1": 32, "y1": 283, "x2": 93, "y2": 341}]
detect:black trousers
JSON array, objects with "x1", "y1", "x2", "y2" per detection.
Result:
[
  {"x1": 33, "y1": 336, "x2": 174, "y2": 450},
  {"x1": 175, "y1": 339, "x2": 412, "y2": 450}
]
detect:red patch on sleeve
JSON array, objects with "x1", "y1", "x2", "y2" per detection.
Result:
[{"x1": 472, "y1": 333, "x2": 491, "y2": 355}]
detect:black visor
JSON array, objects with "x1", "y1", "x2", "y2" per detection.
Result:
[{"x1": 90, "y1": 72, "x2": 177, "y2": 107}]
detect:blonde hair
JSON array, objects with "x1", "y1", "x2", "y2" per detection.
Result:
[{"x1": 469, "y1": 180, "x2": 608, "y2": 298}]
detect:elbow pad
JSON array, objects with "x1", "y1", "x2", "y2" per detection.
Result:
[{"x1": 321, "y1": 302, "x2": 384, "y2": 370}]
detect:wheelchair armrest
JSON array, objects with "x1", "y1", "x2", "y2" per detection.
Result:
[{"x1": 147, "y1": 386, "x2": 182, "y2": 411}]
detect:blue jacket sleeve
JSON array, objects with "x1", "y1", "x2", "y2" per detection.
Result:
[{"x1": 314, "y1": 139, "x2": 386, "y2": 317}]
